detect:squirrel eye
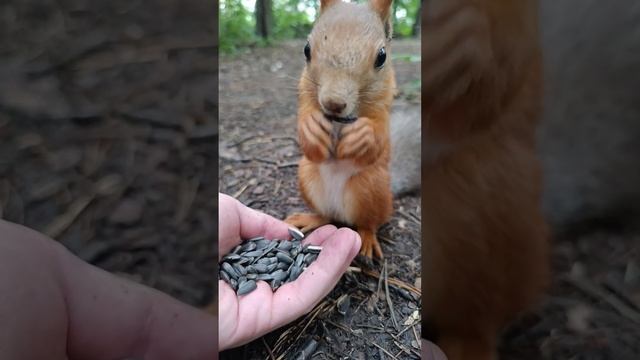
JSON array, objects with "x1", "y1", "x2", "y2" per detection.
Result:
[
  {"x1": 304, "y1": 42, "x2": 311, "y2": 62},
  {"x1": 374, "y1": 47, "x2": 386, "y2": 69}
]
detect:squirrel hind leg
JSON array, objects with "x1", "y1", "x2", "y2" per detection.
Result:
[
  {"x1": 437, "y1": 334, "x2": 497, "y2": 360},
  {"x1": 357, "y1": 228, "x2": 384, "y2": 259},
  {"x1": 284, "y1": 212, "x2": 330, "y2": 234}
]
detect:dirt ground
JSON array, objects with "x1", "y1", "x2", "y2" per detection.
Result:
[
  {"x1": 219, "y1": 40, "x2": 422, "y2": 359},
  {"x1": 499, "y1": 228, "x2": 640, "y2": 360},
  {"x1": 0, "y1": 0, "x2": 217, "y2": 309}
]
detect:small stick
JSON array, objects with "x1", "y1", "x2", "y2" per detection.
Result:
[
  {"x1": 384, "y1": 260, "x2": 400, "y2": 331},
  {"x1": 262, "y1": 337, "x2": 276, "y2": 360},
  {"x1": 561, "y1": 274, "x2": 640, "y2": 324},
  {"x1": 325, "y1": 320, "x2": 399, "y2": 360},
  {"x1": 232, "y1": 183, "x2": 250, "y2": 198}
]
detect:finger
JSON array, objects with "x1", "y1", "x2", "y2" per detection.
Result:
[
  {"x1": 0, "y1": 220, "x2": 69, "y2": 359},
  {"x1": 340, "y1": 120, "x2": 364, "y2": 137},
  {"x1": 54, "y1": 234, "x2": 217, "y2": 360},
  {"x1": 338, "y1": 135, "x2": 370, "y2": 158},
  {"x1": 422, "y1": 339, "x2": 449, "y2": 360},
  {"x1": 218, "y1": 281, "x2": 240, "y2": 350},
  {"x1": 301, "y1": 224, "x2": 339, "y2": 246},
  {"x1": 236, "y1": 199, "x2": 291, "y2": 241},
  {"x1": 219, "y1": 194, "x2": 291, "y2": 257},
  {"x1": 311, "y1": 111, "x2": 333, "y2": 134},
  {"x1": 303, "y1": 113, "x2": 332, "y2": 149},
  {"x1": 269, "y1": 227, "x2": 360, "y2": 328}
]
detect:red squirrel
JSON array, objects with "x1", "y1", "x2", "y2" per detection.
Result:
[
  {"x1": 284, "y1": 0, "x2": 396, "y2": 259},
  {"x1": 423, "y1": 1, "x2": 550, "y2": 359}
]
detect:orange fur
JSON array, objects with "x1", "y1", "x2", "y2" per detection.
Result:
[
  {"x1": 423, "y1": 0, "x2": 550, "y2": 359},
  {"x1": 284, "y1": 0, "x2": 395, "y2": 259}
]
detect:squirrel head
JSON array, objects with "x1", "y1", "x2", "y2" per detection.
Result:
[{"x1": 300, "y1": 0, "x2": 394, "y2": 122}]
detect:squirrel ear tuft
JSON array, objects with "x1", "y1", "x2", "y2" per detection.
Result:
[
  {"x1": 369, "y1": 0, "x2": 393, "y2": 23},
  {"x1": 320, "y1": 0, "x2": 340, "y2": 13}
]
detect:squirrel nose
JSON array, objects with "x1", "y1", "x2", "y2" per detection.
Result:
[{"x1": 323, "y1": 99, "x2": 347, "y2": 115}]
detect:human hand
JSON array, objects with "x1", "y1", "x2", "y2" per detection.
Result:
[
  {"x1": 0, "y1": 219, "x2": 216, "y2": 360},
  {"x1": 423, "y1": 339, "x2": 448, "y2": 360},
  {"x1": 218, "y1": 193, "x2": 361, "y2": 350}
]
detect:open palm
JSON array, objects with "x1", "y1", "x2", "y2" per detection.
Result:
[{"x1": 218, "y1": 193, "x2": 361, "y2": 350}]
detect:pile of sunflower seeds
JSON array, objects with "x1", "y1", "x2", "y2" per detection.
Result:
[{"x1": 219, "y1": 228, "x2": 322, "y2": 296}]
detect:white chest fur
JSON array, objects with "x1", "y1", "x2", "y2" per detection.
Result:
[{"x1": 316, "y1": 159, "x2": 361, "y2": 222}]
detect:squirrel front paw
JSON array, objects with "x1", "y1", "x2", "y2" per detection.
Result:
[
  {"x1": 423, "y1": 2, "x2": 494, "y2": 107},
  {"x1": 336, "y1": 117, "x2": 380, "y2": 166},
  {"x1": 299, "y1": 110, "x2": 332, "y2": 163}
]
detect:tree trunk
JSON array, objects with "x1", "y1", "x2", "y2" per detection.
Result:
[
  {"x1": 255, "y1": 0, "x2": 273, "y2": 39},
  {"x1": 412, "y1": 0, "x2": 423, "y2": 37}
]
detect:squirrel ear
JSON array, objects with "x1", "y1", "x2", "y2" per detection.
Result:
[
  {"x1": 319, "y1": 0, "x2": 339, "y2": 13},
  {"x1": 369, "y1": 0, "x2": 393, "y2": 22}
]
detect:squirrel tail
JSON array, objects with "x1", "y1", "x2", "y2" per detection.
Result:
[{"x1": 389, "y1": 103, "x2": 421, "y2": 197}]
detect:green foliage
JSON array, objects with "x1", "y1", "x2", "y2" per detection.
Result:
[
  {"x1": 220, "y1": 0, "x2": 256, "y2": 53},
  {"x1": 272, "y1": 0, "x2": 315, "y2": 39},
  {"x1": 220, "y1": 0, "x2": 420, "y2": 53},
  {"x1": 391, "y1": 0, "x2": 420, "y2": 37}
]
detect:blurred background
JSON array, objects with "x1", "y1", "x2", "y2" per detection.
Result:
[
  {"x1": 500, "y1": 0, "x2": 640, "y2": 358},
  {"x1": 218, "y1": 0, "x2": 422, "y2": 359},
  {"x1": 0, "y1": 0, "x2": 217, "y2": 309},
  {"x1": 219, "y1": 0, "x2": 422, "y2": 52}
]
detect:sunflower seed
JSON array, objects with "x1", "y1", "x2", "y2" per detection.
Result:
[
  {"x1": 288, "y1": 227, "x2": 304, "y2": 241},
  {"x1": 220, "y1": 236, "x2": 322, "y2": 295},
  {"x1": 277, "y1": 240, "x2": 293, "y2": 251},
  {"x1": 222, "y1": 262, "x2": 239, "y2": 279},
  {"x1": 251, "y1": 263, "x2": 268, "y2": 273},
  {"x1": 266, "y1": 263, "x2": 278, "y2": 272},
  {"x1": 290, "y1": 265, "x2": 302, "y2": 281},
  {"x1": 272, "y1": 279, "x2": 282, "y2": 289},
  {"x1": 257, "y1": 273, "x2": 273, "y2": 281},
  {"x1": 243, "y1": 250, "x2": 265, "y2": 258},
  {"x1": 240, "y1": 242, "x2": 257, "y2": 252},
  {"x1": 276, "y1": 252, "x2": 294, "y2": 264},
  {"x1": 220, "y1": 270, "x2": 231, "y2": 283},
  {"x1": 264, "y1": 241, "x2": 279, "y2": 253},
  {"x1": 237, "y1": 280, "x2": 257, "y2": 296},
  {"x1": 254, "y1": 239, "x2": 271, "y2": 249},
  {"x1": 233, "y1": 263, "x2": 247, "y2": 276},
  {"x1": 304, "y1": 253, "x2": 318, "y2": 265},
  {"x1": 223, "y1": 253, "x2": 242, "y2": 261},
  {"x1": 295, "y1": 253, "x2": 305, "y2": 268},
  {"x1": 271, "y1": 269, "x2": 288, "y2": 282},
  {"x1": 305, "y1": 245, "x2": 323, "y2": 254},
  {"x1": 257, "y1": 257, "x2": 273, "y2": 266}
]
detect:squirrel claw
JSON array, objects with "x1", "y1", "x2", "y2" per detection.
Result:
[
  {"x1": 336, "y1": 117, "x2": 379, "y2": 165},
  {"x1": 358, "y1": 229, "x2": 384, "y2": 259},
  {"x1": 284, "y1": 213, "x2": 330, "y2": 234}
]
